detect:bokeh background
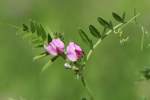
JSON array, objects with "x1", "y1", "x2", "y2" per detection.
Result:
[{"x1": 0, "y1": 0, "x2": 150, "y2": 100}]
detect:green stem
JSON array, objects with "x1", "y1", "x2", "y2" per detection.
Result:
[
  {"x1": 140, "y1": 26, "x2": 145, "y2": 51},
  {"x1": 81, "y1": 75, "x2": 94, "y2": 100},
  {"x1": 86, "y1": 13, "x2": 140, "y2": 61}
]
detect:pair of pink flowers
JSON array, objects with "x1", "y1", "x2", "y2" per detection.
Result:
[{"x1": 44, "y1": 38, "x2": 84, "y2": 62}]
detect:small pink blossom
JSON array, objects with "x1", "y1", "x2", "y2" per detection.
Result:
[
  {"x1": 44, "y1": 38, "x2": 64, "y2": 56},
  {"x1": 66, "y1": 42, "x2": 84, "y2": 62}
]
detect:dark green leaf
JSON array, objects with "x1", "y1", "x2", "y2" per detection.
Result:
[
  {"x1": 78, "y1": 29, "x2": 91, "y2": 42},
  {"x1": 30, "y1": 20, "x2": 36, "y2": 33},
  {"x1": 22, "y1": 24, "x2": 29, "y2": 32},
  {"x1": 53, "y1": 32, "x2": 64, "y2": 40},
  {"x1": 81, "y1": 97, "x2": 87, "y2": 100},
  {"x1": 78, "y1": 29, "x2": 93, "y2": 49},
  {"x1": 36, "y1": 24, "x2": 47, "y2": 41},
  {"x1": 89, "y1": 25, "x2": 101, "y2": 38},
  {"x1": 97, "y1": 17, "x2": 111, "y2": 29},
  {"x1": 51, "y1": 56, "x2": 59, "y2": 62},
  {"x1": 109, "y1": 21, "x2": 113, "y2": 29},
  {"x1": 40, "y1": 24, "x2": 47, "y2": 41},
  {"x1": 141, "y1": 67, "x2": 150, "y2": 80},
  {"x1": 36, "y1": 24, "x2": 41, "y2": 36},
  {"x1": 47, "y1": 33, "x2": 52, "y2": 43},
  {"x1": 112, "y1": 12, "x2": 124, "y2": 23}
]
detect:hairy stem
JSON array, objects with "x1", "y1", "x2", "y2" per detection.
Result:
[{"x1": 81, "y1": 75, "x2": 94, "y2": 100}]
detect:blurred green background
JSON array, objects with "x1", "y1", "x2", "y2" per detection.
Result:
[{"x1": 0, "y1": 0, "x2": 150, "y2": 100}]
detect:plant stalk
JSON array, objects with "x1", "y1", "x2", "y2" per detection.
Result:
[{"x1": 86, "y1": 13, "x2": 141, "y2": 61}]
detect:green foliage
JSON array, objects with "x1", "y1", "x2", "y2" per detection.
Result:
[
  {"x1": 101, "y1": 27, "x2": 108, "y2": 39},
  {"x1": 97, "y1": 17, "x2": 113, "y2": 29},
  {"x1": 81, "y1": 97, "x2": 87, "y2": 100},
  {"x1": 41, "y1": 60, "x2": 52, "y2": 72},
  {"x1": 21, "y1": 20, "x2": 53, "y2": 48},
  {"x1": 22, "y1": 24, "x2": 29, "y2": 32},
  {"x1": 78, "y1": 29, "x2": 93, "y2": 49},
  {"x1": 33, "y1": 52, "x2": 48, "y2": 61},
  {"x1": 17, "y1": 11, "x2": 142, "y2": 100},
  {"x1": 30, "y1": 20, "x2": 36, "y2": 33},
  {"x1": 122, "y1": 12, "x2": 126, "y2": 21},
  {"x1": 35, "y1": 24, "x2": 47, "y2": 41},
  {"x1": 47, "y1": 33, "x2": 52, "y2": 43},
  {"x1": 89, "y1": 25, "x2": 101, "y2": 38},
  {"x1": 20, "y1": 20, "x2": 63, "y2": 71},
  {"x1": 112, "y1": 12, "x2": 125, "y2": 23},
  {"x1": 39, "y1": 24, "x2": 47, "y2": 41},
  {"x1": 79, "y1": 29, "x2": 93, "y2": 49},
  {"x1": 53, "y1": 32, "x2": 64, "y2": 40},
  {"x1": 141, "y1": 67, "x2": 150, "y2": 80}
]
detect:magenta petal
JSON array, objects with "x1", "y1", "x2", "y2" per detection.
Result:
[
  {"x1": 67, "y1": 42, "x2": 75, "y2": 50},
  {"x1": 51, "y1": 38, "x2": 64, "y2": 53},
  {"x1": 44, "y1": 38, "x2": 65, "y2": 56},
  {"x1": 66, "y1": 42, "x2": 83, "y2": 62},
  {"x1": 52, "y1": 39, "x2": 64, "y2": 48},
  {"x1": 74, "y1": 44, "x2": 82, "y2": 51},
  {"x1": 45, "y1": 44, "x2": 58, "y2": 56},
  {"x1": 67, "y1": 52, "x2": 78, "y2": 62}
]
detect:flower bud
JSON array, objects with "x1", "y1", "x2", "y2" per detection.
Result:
[
  {"x1": 66, "y1": 42, "x2": 84, "y2": 62},
  {"x1": 64, "y1": 63, "x2": 72, "y2": 69},
  {"x1": 44, "y1": 38, "x2": 64, "y2": 56}
]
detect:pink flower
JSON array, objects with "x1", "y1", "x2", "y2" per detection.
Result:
[
  {"x1": 44, "y1": 38, "x2": 64, "y2": 56},
  {"x1": 66, "y1": 42, "x2": 84, "y2": 62}
]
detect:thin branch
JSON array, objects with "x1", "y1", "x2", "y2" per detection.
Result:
[
  {"x1": 86, "y1": 13, "x2": 141, "y2": 61},
  {"x1": 81, "y1": 75, "x2": 94, "y2": 100}
]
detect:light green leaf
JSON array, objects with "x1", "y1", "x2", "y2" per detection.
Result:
[
  {"x1": 39, "y1": 24, "x2": 47, "y2": 41},
  {"x1": 33, "y1": 53, "x2": 47, "y2": 61},
  {"x1": 34, "y1": 44, "x2": 44, "y2": 48},
  {"x1": 41, "y1": 56, "x2": 58, "y2": 72},
  {"x1": 31, "y1": 38, "x2": 42, "y2": 44},
  {"x1": 22, "y1": 32, "x2": 32, "y2": 39},
  {"x1": 30, "y1": 20, "x2": 36, "y2": 33},
  {"x1": 41, "y1": 60, "x2": 52, "y2": 72}
]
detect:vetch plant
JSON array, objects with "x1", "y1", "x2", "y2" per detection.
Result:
[{"x1": 15, "y1": 11, "x2": 142, "y2": 100}]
